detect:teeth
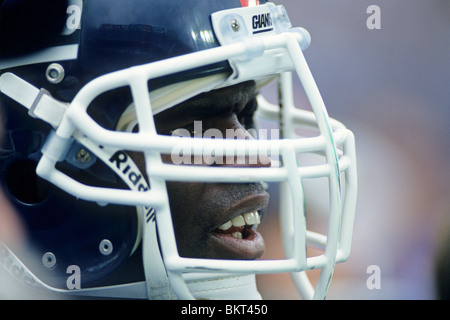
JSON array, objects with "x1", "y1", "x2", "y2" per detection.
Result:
[
  {"x1": 231, "y1": 232, "x2": 243, "y2": 239},
  {"x1": 231, "y1": 215, "x2": 245, "y2": 227},
  {"x1": 218, "y1": 220, "x2": 232, "y2": 230},
  {"x1": 243, "y1": 211, "x2": 260, "y2": 225},
  {"x1": 217, "y1": 211, "x2": 260, "y2": 231}
]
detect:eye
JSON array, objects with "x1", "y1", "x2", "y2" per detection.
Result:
[
  {"x1": 169, "y1": 121, "x2": 205, "y2": 137},
  {"x1": 170, "y1": 128, "x2": 190, "y2": 137},
  {"x1": 170, "y1": 126, "x2": 197, "y2": 137}
]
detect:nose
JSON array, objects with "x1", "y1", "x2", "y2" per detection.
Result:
[{"x1": 205, "y1": 115, "x2": 272, "y2": 168}]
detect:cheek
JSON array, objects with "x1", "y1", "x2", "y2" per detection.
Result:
[
  {"x1": 166, "y1": 182, "x2": 205, "y2": 230},
  {"x1": 165, "y1": 181, "x2": 208, "y2": 257}
]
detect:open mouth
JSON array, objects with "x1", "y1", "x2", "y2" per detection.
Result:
[
  {"x1": 214, "y1": 210, "x2": 260, "y2": 239},
  {"x1": 211, "y1": 206, "x2": 266, "y2": 260}
]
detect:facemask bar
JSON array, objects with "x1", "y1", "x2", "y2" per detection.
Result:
[
  {"x1": 256, "y1": 73, "x2": 357, "y2": 299},
  {"x1": 0, "y1": 4, "x2": 357, "y2": 300}
]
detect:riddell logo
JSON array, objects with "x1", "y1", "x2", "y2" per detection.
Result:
[{"x1": 240, "y1": 0, "x2": 259, "y2": 7}]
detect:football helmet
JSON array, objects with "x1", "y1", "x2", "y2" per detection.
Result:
[{"x1": 0, "y1": 0, "x2": 357, "y2": 299}]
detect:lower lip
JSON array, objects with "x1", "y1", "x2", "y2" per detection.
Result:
[{"x1": 210, "y1": 229, "x2": 265, "y2": 260}]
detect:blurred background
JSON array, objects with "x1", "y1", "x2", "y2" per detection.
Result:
[{"x1": 257, "y1": 0, "x2": 449, "y2": 299}]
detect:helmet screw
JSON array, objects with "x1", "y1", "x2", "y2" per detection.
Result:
[
  {"x1": 45, "y1": 63, "x2": 65, "y2": 84},
  {"x1": 76, "y1": 148, "x2": 91, "y2": 164},
  {"x1": 42, "y1": 252, "x2": 56, "y2": 269},
  {"x1": 231, "y1": 18, "x2": 240, "y2": 32},
  {"x1": 99, "y1": 239, "x2": 113, "y2": 256}
]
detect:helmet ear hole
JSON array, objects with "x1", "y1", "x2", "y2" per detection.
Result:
[{"x1": 5, "y1": 159, "x2": 51, "y2": 205}]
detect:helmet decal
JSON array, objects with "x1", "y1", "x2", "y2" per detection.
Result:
[{"x1": 241, "y1": 0, "x2": 260, "y2": 7}]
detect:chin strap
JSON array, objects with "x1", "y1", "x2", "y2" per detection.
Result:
[
  {"x1": 184, "y1": 273, "x2": 261, "y2": 300},
  {"x1": 0, "y1": 73, "x2": 68, "y2": 128}
]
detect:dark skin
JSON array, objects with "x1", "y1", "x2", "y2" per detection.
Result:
[{"x1": 150, "y1": 80, "x2": 271, "y2": 260}]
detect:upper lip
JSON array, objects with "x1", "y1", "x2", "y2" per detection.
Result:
[{"x1": 213, "y1": 191, "x2": 270, "y2": 231}]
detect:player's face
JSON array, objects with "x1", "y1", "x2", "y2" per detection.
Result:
[{"x1": 153, "y1": 81, "x2": 271, "y2": 260}]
